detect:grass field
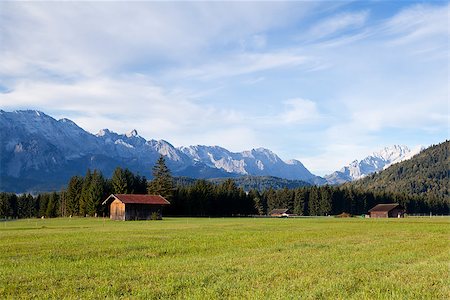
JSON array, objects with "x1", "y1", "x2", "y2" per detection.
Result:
[{"x1": 0, "y1": 217, "x2": 448, "y2": 299}]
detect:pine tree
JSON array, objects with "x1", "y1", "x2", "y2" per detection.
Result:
[
  {"x1": 87, "y1": 170, "x2": 105, "y2": 216},
  {"x1": 319, "y1": 186, "x2": 332, "y2": 216},
  {"x1": 79, "y1": 169, "x2": 92, "y2": 216},
  {"x1": 66, "y1": 176, "x2": 83, "y2": 216},
  {"x1": 111, "y1": 167, "x2": 129, "y2": 194},
  {"x1": 46, "y1": 192, "x2": 59, "y2": 218},
  {"x1": 265, "y1": 188, "x2": 279, "y2": 213},
  {"x1": 39, "y1": 194, "x2": 49, "y2": 218},
  {"x1": 293, "y1": 188, "x2": 307, "y2": 216},
  {"x1": 249, "y1": 189, "x2": 265, "y2": 215},
  {"x1": 308, "y1": 186, "x2": 320, "y2": 216},
  {"x1": 0, "y1": 193, "x2": 15, "y2": 218},
  {"x1": 147, "y1": 155, "x2": 174, "y2": 201}
]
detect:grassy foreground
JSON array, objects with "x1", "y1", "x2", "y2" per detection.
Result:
[{"x1": 0, "y1": 217, "x2": 448, "y2": 299}]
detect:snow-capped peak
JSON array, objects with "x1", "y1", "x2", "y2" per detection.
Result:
[
  {"x1": 325, "y1": 144, "x2": 423, "y2": 184},
  {"x1": 96, "y1": 129, "x2": 111, "y2": 137},
  {"x1": 126, "y1": 129, "x2": 138, "y2": 138},
  {"x1": 372, "y1": 145, "x2": 410, "y2": 162},
  {"x1": 286, "y1": 159, "x2": 304, "y2": 166}
]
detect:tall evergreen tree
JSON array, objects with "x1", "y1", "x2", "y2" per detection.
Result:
[
  {"x1": 249, "y1": 189, "x2": 265, "y2": 215},
  {"x1": 87, "y1": 170, "x2": 106, "y2": 216},
  {"x1": 148, "y1": 155, "x2": 174, "y2": 201},
  {"x1": 111, "y1": 167, "x2": 129, "y2": 194},
  {"x1": 66, "y1": 176, "x2": 83, "y2": 216},
  {"x1": 46, "y1": 192, "x2": 59, "y2": 218},
  {"x1": 293, "y1": 188, "x2": 307, "y2": 216},
  {"x1": 133, "y1": 174, "x2": 148, "y2": 194},
  {"x1": 319, "y1": 186, "x2": 332, "y2": 216},
  {"x1": 308, "y1": 186, "x2": 320, "y2": 216},
  {"x1": 79, "y1": 169, "x2": 93, "y2": 216},
  {"x1": 0, "y1": 193, "x2": 16, "y2": 218},
  {"x1": 38, "y1": 194, "x2": 49, "y2": 218}
]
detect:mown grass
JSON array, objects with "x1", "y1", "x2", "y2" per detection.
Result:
[{"x1": 0, "y1": 217, "x2": 448, "y2": 299}]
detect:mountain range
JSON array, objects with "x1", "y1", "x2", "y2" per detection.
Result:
[
  {"x1": 350, "y1": 140, "x2": 449, "y2": 201},
  {"x1": 325, "y1": 145, "x2": 424, "y2": 184},
  {"x1": 0, "y1": 110, "x2": 423, "y2": 193}
]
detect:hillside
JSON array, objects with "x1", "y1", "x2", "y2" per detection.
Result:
[
  {"x1": 350, "y1": 141, "x2": 449, "y2": 200},
  {"x1": 325, "y1": 145, "x2": 423, "y2": 184}
]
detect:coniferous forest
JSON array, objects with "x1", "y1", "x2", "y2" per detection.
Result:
[
  {"x1": 1, "y1": 142, "x2": 449, "y2": 219},
  {"x1": 0, "y1": 148, "x2": 449, "y2": 218},
  {"x1": 350, "y1": 141, "x2": 449, "y2": 200}
]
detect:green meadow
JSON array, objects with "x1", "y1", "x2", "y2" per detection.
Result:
[{"x1": 0, "y1": 217, "x2": 448, "y2": 299}]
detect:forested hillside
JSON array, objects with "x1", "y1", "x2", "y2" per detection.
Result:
[{"x1": 350, "y1": 141, "x2": 449, "y2": 206}]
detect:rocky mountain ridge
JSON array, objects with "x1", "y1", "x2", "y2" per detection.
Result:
[
  {"x1": 1, "y1": 110, "x2": 425, "y2": 192},
  {"x1": 0, "y1": 110, "x2": 323, "y2": 192},
  {"x1": 325, "y1": 145, "x2": 424, "y2": 184}
]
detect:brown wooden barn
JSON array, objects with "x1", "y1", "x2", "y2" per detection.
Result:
[
  {"x1": 270, "y1": 208, "x2": 290, "y2": 217},
  {"x1": 368, "y1": 203, "x2": 405, "y2": 218},
  {"x1": 102, "y1": 194, "x2": 170, "y2": 221}
]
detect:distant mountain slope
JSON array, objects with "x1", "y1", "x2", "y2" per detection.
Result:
[
  {"x1": 0, "y1": 110, "x2": 322, "y2": 192},
  {"x1": 325, "y1": 145, "x2": 423, "y2": 184},
  {"x1": 180, "y1": 145, "x2": 321, "y2": 182},
  {"x1": 350, "y1": 141, "x2": 449, "y2": 200}
]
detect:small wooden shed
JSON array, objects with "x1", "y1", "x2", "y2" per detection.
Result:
[
  {"x1": 270, "y1": 208, "x2": 290, "y2": 217},
  {"x1": 102, "y1": 194, "x2": 170, "y2": 221},
  {"x1": 368, "y1": 203, "x2": 405, "y2": 218}
]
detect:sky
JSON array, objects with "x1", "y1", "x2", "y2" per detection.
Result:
[{"x1": 0, "y1": 1, "x2": 448, "y2": 175}]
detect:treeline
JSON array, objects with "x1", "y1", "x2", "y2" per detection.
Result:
[
  {"x1": 167, "y1": 182, "x2": 448, "y2": 216},
  {"x1": 1, "y1": 170, "x2": 448, "y2": 219},
  {"x1": 0, "y1": 167, "x2": 147, "y2": 219},
  {"x1": 174, "y1": 176, "x2": 310, "y2": 193}
]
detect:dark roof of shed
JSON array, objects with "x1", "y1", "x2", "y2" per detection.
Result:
[
  {"x1": 102, "y1": 194, "x2": 170, "y2": 206},
  {"x1": 270, "y1": 208, "x2": 289, "y2": 214},
  {"x1": 368, "y1": 203, "x2": 402, "y2": 212}
]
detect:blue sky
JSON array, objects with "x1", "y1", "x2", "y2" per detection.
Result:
[{"x1": 0, "y1": 1, "x2": 448, "y2": 175}]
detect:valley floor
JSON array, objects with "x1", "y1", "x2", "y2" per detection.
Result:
[{"x1": 0, "y1": 217, "x2": 448, "y2": 299}]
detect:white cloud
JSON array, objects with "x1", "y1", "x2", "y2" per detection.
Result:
[
  {"x1": 0, "y1": 2, "x2": 313, "y2": 79},
  {"x1": 0, "y1": 76, "x2": 251, "y2": 147},
  {"x1": 306, "y1": 10, "x2": 369, "y2": 40},
  {"x1": 383, "y1": 3, "x2": 449, "y2": 44},
  {"x1": 168, "y1": 51, "x2": 309, "y2": 80},
  {"x1": 1, "y1": 1, "x2": 448, "y2": 176},
  {"x1": 280, "y1": 98, "x2": 322, "y2": 124}
]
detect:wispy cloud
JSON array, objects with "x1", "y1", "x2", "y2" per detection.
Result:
[
  {"x1": 383, "y1": 3, "x2": 449, "y2": 43},
  {"x1": 168, "y1": 51, "x2": 309, "y2": 81},
  {"x1": 306, "y1": 10, "x2": 369, "y2": 40},
  {"x1": 0, "y1": 1, "x2": 448, "y2": 175},
  {"x1": 280, "y1": 98, "x2": 322, "y2": 124}
]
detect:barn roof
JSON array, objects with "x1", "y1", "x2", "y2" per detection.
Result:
[
  {"x1": 102, "y1": 194, "x2": 170, "y2": 206},
  {"x1": 368, "y1": 203, "x2": 402, "y2": 212},
  {"x1": 270, "y1": 208, "x2": 289, "y2": 215}
]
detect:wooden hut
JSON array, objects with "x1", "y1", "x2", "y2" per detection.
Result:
[
  {"x1": 368, "y1": 203, "x2": 405, "y2": 218},
  {"x1": 102, "y1": 194, "x2": 170, "y2": 221},
  {"x1": 270, "y1": 208, "x2": 290, "y2": 217}
]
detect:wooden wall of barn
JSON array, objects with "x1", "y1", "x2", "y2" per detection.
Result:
[
  {"x1": 370, "y1": 209, "x2": 404, "y2": 218},
  {"x1": 370, "y1": 211, "x2": 388, "y2": 218},
  {"x1": 388, "y1": 208, "x2": 405, "y2": 218},
  {"x1": 110, "y1": 199, "x2": 125, "y2": 220},
  {"x1": 124, "y1": 204, "x2": 162, "y2": 220}
]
